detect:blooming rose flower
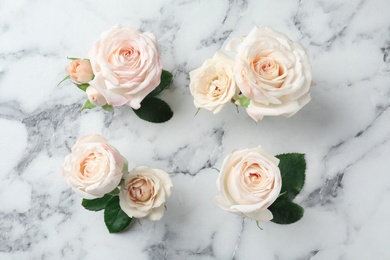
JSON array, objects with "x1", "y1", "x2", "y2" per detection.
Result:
[
  {"x1": 65, "y1": 59, "x2": 94, "y2": 84},
  {"x1": 215, "y1": 146, "x2": 282, "y2": 221},
  {"x1": 227, "y1": 27, "x2": 312, "y2": 122},
  {"x1": 62, "y1": 134, "x2": 124, "y2": 199},
  {"x1": 88, "y1": 24, "x2": 163, "y2": 109},
  {"x1": 86, "y1": 86, "x2": 107, "y2": 106},
  {"x1": 189, "y1": 51, "x2": 238, "y2": 114},
  {"x1": 119, "y1": 166, "x2": 172, "y2": 221}
]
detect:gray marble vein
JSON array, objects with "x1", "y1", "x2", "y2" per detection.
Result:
[{"x1": 1, "y1": 0, "x2": 390, "y2": 259}]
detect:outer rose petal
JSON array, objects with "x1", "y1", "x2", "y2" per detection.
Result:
[
  {"x1": 246, "y1": 93, "x2": 311, "y2": 122},
  {"x1": 146, "y1": 204, "x2": 165, "y2": 221},
  {"x1": 74, "y1": 134, "x2": 109, "y2": 146},
  {"x1": 86, "y1": 86, "x2": 107, "y2": 106},
  {"x1": 243, "y1": 209, "x2": 273, "y2": 222},
  {"x1": 89, "y1": 72, "x2": 130, "y2": 106}
]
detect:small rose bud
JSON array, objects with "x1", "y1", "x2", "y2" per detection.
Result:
[
  {"x1": 86, "y1": 86, "x2": 107, "y2": 106},
  {"x1": 66, "y1": 59, "x2": 94, "y2": 84}
]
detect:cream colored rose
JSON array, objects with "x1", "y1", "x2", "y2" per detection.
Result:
[
  {"x1": 227, "y1": 27, "x2": 312, "y2": 122},
  {"x1": 189, "y1": 51, "x2": 238, "y2": 113},
  {"x1": 88, "y1": 24, "x2": 162, "y2": 109},
  {"x1": 86, "y1": 86, "x2": 107, "y2": 106},
  {"x1": 61, "y1": 134, "x2": 124, "y2": 199},
  {"x1": 65, "y1": 59, "x2": 94, "y2": 84},
  {"x1": 119, "y1": 166, "x2": 172, "y2": 221},
  {"x1": 215, "y1": 146, "x2": 282, "y2": 221}
]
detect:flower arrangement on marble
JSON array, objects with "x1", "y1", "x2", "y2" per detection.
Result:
[
  {"x1": 190, "y1": 27, "x2": 312, "y2": 122},
  {"x1": 59, "y1": 24, "x2": 174, "y2": 123},
  {"x1": 61, "y1": 134, "x2": 173, "y2": 233},
  {"x1": 215, "y1": 146, "x2": 306, "y2": 225}
]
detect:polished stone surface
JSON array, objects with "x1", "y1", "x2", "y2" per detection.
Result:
[{"x1": 1, "y1": 0, "x2": 390, "y2": 259}]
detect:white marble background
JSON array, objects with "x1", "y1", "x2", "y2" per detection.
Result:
[{"x1": 1, "y1": 0, "x2": 390, "y2": 259}]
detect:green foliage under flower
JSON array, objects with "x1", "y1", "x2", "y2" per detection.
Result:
[
  {"x1": 82, "y1": 193, "x2": 133, "y2": 233},
  {"x1": 237, "y1": 95, "x2": 250, "y2": 108},
  {"x1": 133, "y1": 97, "x2": 173, "y2": 123},
  {"x1": 104, "y1": 196, "x2": 133, "y2": 233},
  {"x1": 58, "y1": 66, "x2": 174, "y2": 123},
  {"x1": 132, "y1": 70, "x2": 173, "y2": 123},
  {"x1": 269, "y1": 153, "x2": 306, "y2": 224}
]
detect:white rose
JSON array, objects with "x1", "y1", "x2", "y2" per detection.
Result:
[
  {"x1": 119, "y1": 166, "x2": 172, "y2": 221},
  {"x1": 88, "y1": 24, "x2": 163, "y2": 109},
  {"x1": 227, "y1": 27, "x2": 312, "y2": 122},
  {"x1": 215, "y1": 146, "x2": 282, "y2": 221},
  {"x1": 189, "y1": 51, "x2": 238, "y2": 114},
  {"x1": 86, "y1": 86, "x2": 107, "y2": 106},
  {"x1": 61, "y1": 134, "x2": 124, "y2": 199}
]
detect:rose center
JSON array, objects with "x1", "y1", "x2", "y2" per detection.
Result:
[
  {"x1": 249, "y1": 172, "x2": 261, "y2": 184},
  {"x1": 72, "y1": 60, "x2": 81, "y2": 73},
  {"x1": 119, "y1": 48, "x2": 139, "y2": 60},
  {"x1": 128, "y1": 178, "x2": 153, "y2": 202},
  {"x1": 80, "y1": 151, "x2": 103, "y2": 178},
  {"x1": 254, "y1": 58, "x2": 281, "y2": 81},
  {"x1": 209, "y1": 77, "x2": 224, "y2": 97}
]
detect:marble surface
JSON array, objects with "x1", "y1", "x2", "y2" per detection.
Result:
[{"x1": 1, "y1": 0, "x2": 390, "y2": 259}]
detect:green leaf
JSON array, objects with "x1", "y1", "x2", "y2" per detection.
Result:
[
  {"x1": 104, "y1": 196, "x2": 133, "y2": 233},
  {"x1": 146, "y1": 70, "x2": 173, "y2": 98},
  {"x1": 194, "y1": 108, "x2": 200, "y2": 116},
  {"x1": 237, "y1": 95, "x2": 250, "y2": 108},
  {"x1": 67, "y1": 57, "x2": 80, "y2": 60},
  {"x1": 133, "y1": 97, "x2": 173, "y2": 123},
  {"x1": 108, "y1": 188, "x2": 120, "y2": 196},
  {"x1": 256, "y1": 221, "x2": 263, "y2": 230},
  {"x1": 81, "y1": 100, "x2": 96, "y2": 111},
  {"x1": 269, "y1": 199, "x2": 304, "y2": 224},
  {"x1": 76, "y1": 83, "x2": 89, "y2": 92},
  {"x1": 102, "y1": 104, "x2": 114, "y2": 112},
  {"x1": 57, "y1": 75, "x2": 70, "y2": 86},
  {"x1": 276, "y1": 153, "x2": 306, "y2": 201},
  {"x1": 82, "y1": 194, "x2": 112, "y2": 211}
]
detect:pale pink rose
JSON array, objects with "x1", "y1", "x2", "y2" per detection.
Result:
[
  {"x1": 88, "y1": 24, "x2": 163, "y2": 109},
  {"x1": 86, "y1": 86, "x2": 107, "y2": 106},
  {"x1": 61, "y1": 134, "x2": 124, "y2": 199},
  {"x1": 119, "y1": 166, "x2": 172, "y2": 221},
  {"x1": 215, "y1": 146, "x2": 282, "y2": 221},
  {"x1": 189, "y1": 51, "x2": 238, "y2": 114},
  {"x1": 227, "y1": 27, "x2": 312, "y2": 122},
  {"x1": 65, "y1": 59, "x2": 94, "y2": 84}
]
